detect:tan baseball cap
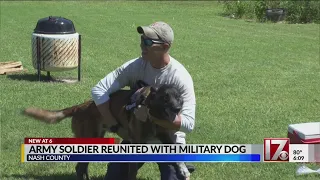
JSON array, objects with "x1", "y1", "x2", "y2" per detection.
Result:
[{"x1": 137, "y1": 21, "x2": 174, "y2": 45}]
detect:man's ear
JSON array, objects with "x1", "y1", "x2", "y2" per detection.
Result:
[{"x1": 163, "y1": 43, "x2": 170, "y2": 51}]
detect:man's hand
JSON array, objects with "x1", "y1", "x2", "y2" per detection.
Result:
[{"x1": 97, "y1": 101, "x2": 131, "y2": 140}]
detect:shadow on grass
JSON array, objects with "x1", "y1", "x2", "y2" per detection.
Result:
[
  {"x1": 6, "y1": 73, "x2": 79, "y2": 83},
  {"x1": 2, "y1": 173, "x2": 88, "y2": 180},
  {"x1": 2, "y1": 174, "x2": 153, "y2": 180},
  {"x1": 6, "y1": 73, "x2": 52, "y2": 82}
]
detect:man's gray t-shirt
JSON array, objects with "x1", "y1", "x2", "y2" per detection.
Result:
[{"x1": 91, "y1": 55, "x2": 196, "y2": 144}]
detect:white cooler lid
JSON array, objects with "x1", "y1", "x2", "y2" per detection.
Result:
[{"x1": 288, "y1": 122, "x2": 320, "y2": 140}]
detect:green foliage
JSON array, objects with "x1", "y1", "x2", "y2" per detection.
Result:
[
  {"x1": 222, "y1": 0, "x2": 320, "y2": 24},
  {"x1": 282, "y1": 1, "x2": 320, "y2": 23}
]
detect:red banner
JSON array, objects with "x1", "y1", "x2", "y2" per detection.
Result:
[{"x1": 24, "y1": 138, "x2": 119, "y2": 144}]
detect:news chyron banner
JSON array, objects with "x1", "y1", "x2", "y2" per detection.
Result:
[
  {"x1": 20, "y1": 138, "x2": 319, "y2": 163},
  {"x1": 21, "y1": 138, "x2": 261, "y2": 162}
]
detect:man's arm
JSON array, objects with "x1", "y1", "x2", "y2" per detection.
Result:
[
  {"x1": 91, "y1": 59, "x2": 137, "y2": 128},
  {"x1": 175, "y1": 102, "x2": 196, "y2": 133}
]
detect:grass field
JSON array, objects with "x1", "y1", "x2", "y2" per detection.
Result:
[{"x1": 1, "y1": 1, "x2": 320, "y2": 180}]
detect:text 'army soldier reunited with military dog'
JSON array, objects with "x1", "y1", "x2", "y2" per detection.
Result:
[{"x1": 91, "y1": 21, "x2": 197, "y2": 180}]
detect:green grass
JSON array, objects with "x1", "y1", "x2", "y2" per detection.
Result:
[{"x1": 1, "y1": 1, "x2": 320, "y2": 180}]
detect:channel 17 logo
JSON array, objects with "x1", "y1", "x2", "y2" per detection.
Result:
[{"x1": 264, "y1": 138, "x2": 290, "y2": 162}]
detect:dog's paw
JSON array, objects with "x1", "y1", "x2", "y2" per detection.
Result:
[{"x1": 177, "y1": 162, "x2": 191, "y2": 178}]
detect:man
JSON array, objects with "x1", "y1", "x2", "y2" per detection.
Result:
[{"x1": 91, "y1": 21, "x2": 196, "y2": 180}]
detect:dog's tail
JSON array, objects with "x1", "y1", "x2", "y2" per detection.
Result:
[{"x1": 22, "y1": 100, "x2": 95, "y2": 124}]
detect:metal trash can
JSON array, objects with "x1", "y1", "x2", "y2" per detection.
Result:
[
  {"x1": 266, "y1": 8, "x2": 286, "y2": 22},
  {"x1": 32, "y1": 16, "x2": 81, "y2": 81}
]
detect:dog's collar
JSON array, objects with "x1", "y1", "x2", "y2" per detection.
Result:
[
  {"x1": 107, "y1": 86, "x2": 155, "y2": 133},
  {"x1": 126, "y1": 86, "x2": 153, "y2": 110}
]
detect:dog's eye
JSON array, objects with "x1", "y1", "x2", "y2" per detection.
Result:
[
  {"x1": 173, "y1": 108, "x2": 181, "y2": 114},
  {"x1": 164, "y1": 94, "x2": 169, "y2": 102}
]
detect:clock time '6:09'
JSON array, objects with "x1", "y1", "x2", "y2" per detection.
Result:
[{"x1": 293, "y1": 156, "x2": 304, "y2": 161}]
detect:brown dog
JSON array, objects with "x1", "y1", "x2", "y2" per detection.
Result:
[{"x1": 22, "y1": 82, "x2": 190, "y2": 180}]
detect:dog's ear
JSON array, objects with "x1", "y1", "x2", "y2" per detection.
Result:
[
  {"x1": 145, "y1": 86, "x2": 157, "y2": 107},
  {"x1": 149, "y1": 86, "x2": 157, "y2": 99}
]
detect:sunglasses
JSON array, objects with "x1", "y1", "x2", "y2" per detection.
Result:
[{"x1": 141, "y1": 36, "x2": 165, "y2": 47}]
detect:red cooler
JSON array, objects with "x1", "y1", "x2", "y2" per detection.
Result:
[{"x1": 288, "y1": 122, "x2": 320, "y2": 144}]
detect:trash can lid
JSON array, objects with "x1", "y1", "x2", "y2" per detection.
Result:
[{"x1": 34, "y1": 16, "x2": 76, "y2": 34}]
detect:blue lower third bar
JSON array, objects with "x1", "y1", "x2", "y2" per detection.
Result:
[{"x1": 26, "y1": 154, "x2": 261, "y2": 162}]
